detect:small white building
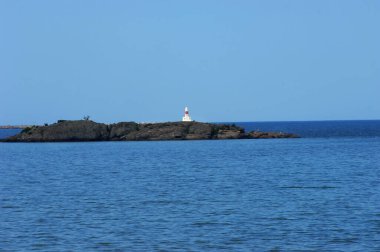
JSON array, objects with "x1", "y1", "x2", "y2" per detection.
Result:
[{"x1": 182, "y1": 106, "x2": 192, "y2": 122}]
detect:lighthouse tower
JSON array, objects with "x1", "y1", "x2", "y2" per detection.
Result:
[{"x1": 182, "y1": 106, "x2": 192, "y2": 122}]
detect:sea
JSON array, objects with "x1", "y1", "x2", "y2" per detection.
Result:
[{"x1": 0, "y1": 120, "x2": 379, "y2": 251}]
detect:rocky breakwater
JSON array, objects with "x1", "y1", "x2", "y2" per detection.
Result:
[{"x1": 3, "y1": 120, "x2": 299, "y2": 142}]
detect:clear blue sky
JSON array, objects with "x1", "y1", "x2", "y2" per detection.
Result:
[{"x1": 1, "y1": 1, "x2": 379, "y2": 124}]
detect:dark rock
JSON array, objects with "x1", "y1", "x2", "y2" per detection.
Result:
[
  {"x1": 186, "y1": 122, "x2": 214, "y2": 140},
  {"x1": 215, "y1": 124, "x2": 245, "y2": 139},
  {"x1": 247, "y1": 131, "x2": 299, "y2": 139},
  {"x1": 109, "y1": 122, "x2": 138, "y2": 140},
  {"x1": 132, "y1": 122, "x2": 188, "y2": 140},
  {"x1": 5, "y1": 120, "x2": 109, "y2": 142},
  {"x1": 4, "y1": 120, "x2": 299, "y2": 142},
  {"x1": 217, "y1": 129, "x2": 244, "y2": 139}
]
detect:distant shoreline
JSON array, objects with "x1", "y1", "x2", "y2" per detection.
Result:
[{"x1": 0, "y1": 125, "x2": 32, "y2": 129}]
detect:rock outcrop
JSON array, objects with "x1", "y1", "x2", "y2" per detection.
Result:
[
  {"x1": 7, "y1": 120, "x2": 109, "y2": 142},
  {"x1": 247, "y1": 131, "x2": 299, "y2": 139},
  {"x1": 3, "y1": 120, "x2": 299, "y2": 142}
]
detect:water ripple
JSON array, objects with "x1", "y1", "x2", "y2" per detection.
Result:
[{"x1": 1, "y1": 138, "x2": 380, "y2": 251}]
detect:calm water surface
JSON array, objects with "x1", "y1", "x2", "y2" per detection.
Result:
[{"x1": 1, "y1": 121, "x2": 380, "y2": 251}]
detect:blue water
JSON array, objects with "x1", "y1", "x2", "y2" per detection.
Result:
[
  {"x1": 0, "y1": 129, "x2": 22, "y2": 140},
  {"x1": 235, "y1": 120, "x2": 380, "y2": 138},
  {"x1": 1, "y1": 121, "x2": 380, "y2": 251}
]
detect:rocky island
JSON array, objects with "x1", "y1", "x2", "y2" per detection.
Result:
[{"x1": 3, "y1": 120, "x2": 299, "y2": 142}]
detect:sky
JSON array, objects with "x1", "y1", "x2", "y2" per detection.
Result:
[{"x1": 0, "y1": 0, "x2": 379, "y2": 124}]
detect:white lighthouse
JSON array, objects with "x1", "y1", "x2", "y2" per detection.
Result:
[{"x1": 182, "y1": 106, "x2": 192, "y2": 122}]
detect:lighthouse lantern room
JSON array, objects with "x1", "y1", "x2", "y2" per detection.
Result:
[{"x1": 182, "y1": 106, "x2": 192, "y2": 122}]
